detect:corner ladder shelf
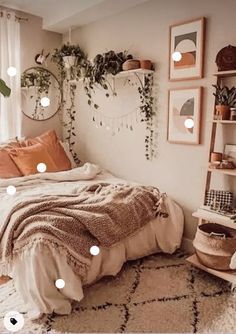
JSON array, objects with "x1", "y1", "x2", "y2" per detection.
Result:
[{"x1": 187, "y1": 69, "x2": 236, "y2": 286}]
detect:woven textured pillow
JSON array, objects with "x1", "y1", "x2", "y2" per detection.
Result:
[
  {"x1": 25, "y1": 130, "x2": 71, "y2": 171},
  {"x1": 9, "y1": 143, "x2": 58, "y2": 176}
]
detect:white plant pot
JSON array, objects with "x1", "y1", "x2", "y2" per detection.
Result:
[{"x1": 63, "y1": 56, "x2": 77, "y2": 69}]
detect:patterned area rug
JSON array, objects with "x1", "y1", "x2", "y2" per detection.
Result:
[{"x1": 0, "y1": 252, "x2": 235, "y2": 333}]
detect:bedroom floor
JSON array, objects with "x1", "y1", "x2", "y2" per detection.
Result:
[{"x1": 0, "y1": 252, "x2": 235, "y2": 333}]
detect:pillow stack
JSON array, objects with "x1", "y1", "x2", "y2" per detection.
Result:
[{"x1": 0, "y1": 130, "x2": 74, "y2": 178}]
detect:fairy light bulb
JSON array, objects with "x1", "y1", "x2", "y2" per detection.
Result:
[
  {"x1": 37, "y1": 163, "x2": 47, "y2": 173},
  {"x1": 55, "y1": 279, "x2": 65, "y2": 289},
  {"x1": 90, "y1": 245, "x2": 100, "y2": 256},
  {"x1": 7, "y1": 67, "x2": 17, "y2": 77},
  {"x1": 40, "y1": 97, "x2": 50, "y2": 107},
  {"x1": 6, "y1": 185, "x2": 16, "y2": 195},
  {"x1": 184, "y1": 118, "x2": 194, "y2": 129},
  {"x1": 172, "y1": 51, "x2": 182, "y2": 62}
]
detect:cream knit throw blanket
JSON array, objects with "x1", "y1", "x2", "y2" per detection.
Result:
[{"x1": 0, "y1": 182, "x2": 168, "y2": 279}]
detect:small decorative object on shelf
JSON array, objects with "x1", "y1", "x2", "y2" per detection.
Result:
[
  {"x1": 140, "y1": 60, "x2": 152, "y2": 70},
  {"x1": 230, "y1": 107, "x2": 236, "y2": 120},
  {"x1": 209, "y1": 160, "x2": 236, "y2": 170},
  {"x1": 210, "y1": 151, "x2": 223, "y2": 163},
  {"x1": 205, "y1": 189, "x2": 233, "y2": 211},
  {"x1": 122, "y1": 59, "x2": 140, "y2": 71},
  {"x1": 215, "y1": 45, "x2": 236, "y2": 71},
  {"x1": 213, "y1": 84, "x2": 236, "y2": 120}
]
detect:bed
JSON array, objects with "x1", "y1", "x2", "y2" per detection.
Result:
[{"x1": 0, "y1": 163, "x2": 184, "y2": 320}]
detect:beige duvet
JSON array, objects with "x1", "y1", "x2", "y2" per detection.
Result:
[{"x1": 0, "y1": 164, "x2": 184, "y2": 319}]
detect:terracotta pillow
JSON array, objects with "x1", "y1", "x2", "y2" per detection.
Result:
[
  {"x1": 25, "y1": 130, "x2": 71, "y2": 171},
  {"x1": 9, "y1": 143, "x2": 58, "y2": 176},
  {"x1": 0, "y1": 149, "x2": 22, "y2": 178}
]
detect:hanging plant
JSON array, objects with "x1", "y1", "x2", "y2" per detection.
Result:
[
  {"x1": 51, "y1": 44, "x2": 87, "y2": 165},
  {"x1": 51, "y1": 43, "x2": 87, "y2": 82},
  {"x1": 83, "y1": 50, "x2": 133, "y2": 109},
  {"x1": 63, "y1": 83, "x2": 80, "y2": 165},
  {"x1": 136, "y1": 74, "x2": 155, "y2": 160},
  {"x1": 21, "y1": 68, "x2": 51, "y2": 119}
]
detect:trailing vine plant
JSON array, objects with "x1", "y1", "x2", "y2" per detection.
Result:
[
  {"x1": 21, "y1": 68, "x2": 51, "y2": 120},
  {"x1": 64, "y1": 83, "x2": 80, "y2": 165},
  {"x1": 51, "y1": 44, "x2": 87, "y2": 164},
  {"x1": 51, "y1": 45, "x2": 156, "y2": 160},
  {"x1": 138, "y1": 74, "x2": 156, "y2": 160}
]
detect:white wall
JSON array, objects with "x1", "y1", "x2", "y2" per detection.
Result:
[
  {"x1": 19, "y1": 11, "x2": 62, "y2": 138},
  {"x1": 63, "y1": 0, "x2": 236, "y2": 240}
]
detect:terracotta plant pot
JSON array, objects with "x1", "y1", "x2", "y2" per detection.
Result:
[
  {"x1": 140, "y1": 60, "x2": 152, "y2": 70},
  {"x1": 215, "y1": 105, "x2": 231, "y2": 120},
  {"x1": 122, "y1": 59, "x2": 140, "y2": 71},
  {"x1": 210, "y1": 152, "x2": 223, "y2": 162}
]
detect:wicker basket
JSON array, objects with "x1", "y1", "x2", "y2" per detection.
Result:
[{"x1": 193, "y1": 223, "x2": 236, "y2": 270}]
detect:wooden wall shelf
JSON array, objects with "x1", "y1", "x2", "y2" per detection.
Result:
[
  {"x1": 213, "y1": 70, "x2": 236, "y2": 77},
  {"x1": 213, "y1": 120, "x2": 236, "y2": 124}
]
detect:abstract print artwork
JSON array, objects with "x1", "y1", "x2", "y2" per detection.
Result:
[
  {"x1": 168, "y1": 87, "x2": 202, "y2": 144},
  {"x1": 169, "y1": 18, "x2": 205, "y2": 80}
]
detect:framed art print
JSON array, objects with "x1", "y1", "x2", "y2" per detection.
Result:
[
  {"x1": 168, "y1": 87, "x2": 202, "y2": 144},
  {"x1": 169, "y1": 17, "x2": 205, "y2": 81}
]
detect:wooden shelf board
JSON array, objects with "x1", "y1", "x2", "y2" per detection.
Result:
[
  {"x1": 69, "y1": 69, "x2": 154, "y2": 84},
  {"x1": 213, "y1": 120, "x2": 236, "y2": 124},
  {"x1": 213, "y1": 70, "x2": 236, "y2": 77},
  {"x1": 111, "y1": 69, "x2": 154, "y2": 78},
  {"x1": 186, "y1": 254, "x2": 236, "y2": 284},
  {"x1": 192, "y1": 209, "x2": 236, "y2": 229},
  {"x1": 208, "y1": 167, "x2": 236, "y2": 177}
]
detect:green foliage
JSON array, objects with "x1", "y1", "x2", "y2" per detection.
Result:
[
  {"x1": 83, "y1": 50, "x2": 132, "y2": 108},
  {"x1": 64, "y1": 84, "x2": 80, "y2": 165},
  {"x1": 21, "y1": 68, "x2": 51, "y2": 120},
  {"x1": 51, "y1": 45, "x2": 156, "y2": 161},
  {"x1": 0, "y1": 79, "x2": 11, "y2": 97},
  {"x1": 213, "y1": 84, "x2": 236, "y2": 107},
  {"x1": 137, "y1": 74, "x2": 155, "y2": 160},
  {"x1": 51, "y1": 43, "x2": 87, "y2": 82}
]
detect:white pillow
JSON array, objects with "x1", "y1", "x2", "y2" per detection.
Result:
[{"x1": 60, "y1": 141, "x2": 77, "y2": 168}]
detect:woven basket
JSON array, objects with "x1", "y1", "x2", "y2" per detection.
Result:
[{"x1": 193, "y1": 223, "x2": 236, "y2": 270}]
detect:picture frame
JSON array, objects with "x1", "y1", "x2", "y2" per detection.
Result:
[
  {"x1": 167, "y1": 87, "x2": 202, "y2": 144},
  {"x1": 224, "y1": 144, "x2": 236, "y2": 164},
  {"x1": 169, "y1": 17, "x2": 205, "y2": 81}
]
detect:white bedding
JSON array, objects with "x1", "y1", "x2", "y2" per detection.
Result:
[{"x1": 0, "y1": 163, "x2": 184, "y2": 319}]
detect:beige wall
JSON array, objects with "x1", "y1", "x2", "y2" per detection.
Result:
[
  {"x1": 19, "y1": 11, "x2": 62, "y2": 138},
  {"x1": 64, "y1": 0, "x2": 236, "y2": 241}
]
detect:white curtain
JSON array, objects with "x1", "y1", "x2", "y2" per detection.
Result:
[{"x1": 0, "y1": 9, "x2": 21, "y2": 142}]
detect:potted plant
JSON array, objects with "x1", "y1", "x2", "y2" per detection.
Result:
[
  {"x1": 213, "y1": 84, "x2": 236, "y2": 120},
  {"x1": 83, "y1": 50, "x2": 133, "y2": 108},
  {"x1": 51, "y1": 43, "x2": 86, "y2": 69},
  {"x1": 0, "y1": 79, "x2": 11, "y2": 97}
]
